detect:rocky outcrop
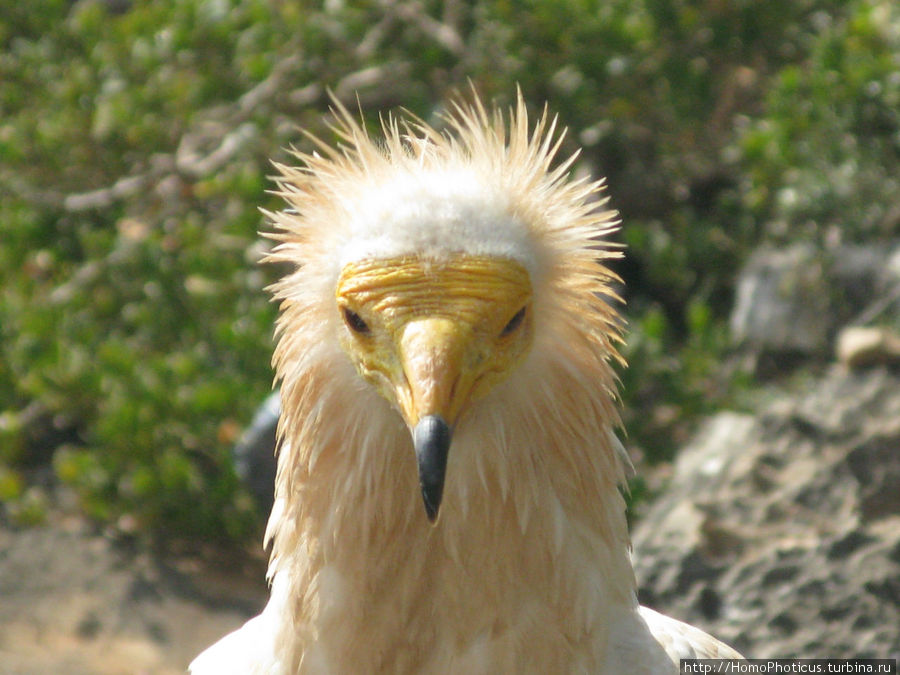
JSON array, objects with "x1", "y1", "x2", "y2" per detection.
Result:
[
  {"x1": 632, "y1": 365, "x2": 900, "y2": 659},
  {"x1": 730, "y1": 243, "x2": 900, "y2": 373}
]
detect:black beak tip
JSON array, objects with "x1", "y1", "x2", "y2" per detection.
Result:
[
  {"x1": 413, "y1": 415, "x2": 452, "y2": 524},
  {"x1": 423, "y1": 499, "x2": 440, "y2": 524}
]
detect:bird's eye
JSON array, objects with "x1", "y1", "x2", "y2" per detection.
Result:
[
  {"x1": 500, "y1": 306, "x2": 527, "y2": 337},
  {"x1": 342, "y1": 307, "x2": 371, "y2": 335}
]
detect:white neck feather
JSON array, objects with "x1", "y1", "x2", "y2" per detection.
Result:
[{"x1": 267, "y1": 342, "x2": 635, "y2": 673}]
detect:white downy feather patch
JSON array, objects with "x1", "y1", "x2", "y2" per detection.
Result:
[{"x1": 338, "y1": 165, "x2": 539, "y2": 275}]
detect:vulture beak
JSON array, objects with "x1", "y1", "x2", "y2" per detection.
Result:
[
  {"x1": 413, "y1": 415, "x2": 452, "y2": 523},
  {"x1": 398, "y1": 317, "x2": 469, "y2": 524}
]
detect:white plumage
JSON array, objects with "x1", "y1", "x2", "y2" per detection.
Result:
[{"x1": 191, "y1": 91, "x2": 742, "y2": 674}]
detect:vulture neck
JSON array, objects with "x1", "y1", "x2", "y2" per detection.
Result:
[{"x1": 268, "y1": 352, "x2": 635, "y2": 673}]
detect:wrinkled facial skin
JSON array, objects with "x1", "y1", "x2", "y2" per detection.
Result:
[
  {"x1": 335, "y1": 254, "x2": 534, "y2": 521},
  {"x1": 335, "y1": 255, "x2": 534, "y2": 431}
]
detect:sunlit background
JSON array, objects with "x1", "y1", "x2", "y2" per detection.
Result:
[{"x1": 1, "y1": 2, "x2": 899, "y2": 669}]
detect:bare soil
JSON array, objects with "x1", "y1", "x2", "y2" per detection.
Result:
[{"x1": 0, "y1": 514, "x2": 266, "y2": 675}]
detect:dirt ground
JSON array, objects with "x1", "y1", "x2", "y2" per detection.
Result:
[{"x1": 0, "y1": 514, "x2": 268, "y2": 675}]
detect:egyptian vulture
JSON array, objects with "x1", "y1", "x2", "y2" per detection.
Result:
[{"x1": 191, "y1": 91, "x2": 742, "y2": 674}]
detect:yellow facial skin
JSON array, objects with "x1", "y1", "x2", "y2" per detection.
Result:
[{"x1": 335, "y1": 255, "x2": 534, "y2": 433}]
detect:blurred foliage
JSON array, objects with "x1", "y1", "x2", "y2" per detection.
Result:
[{"x1": 1, "y1": 0, "x2": 898, "y2": 542}]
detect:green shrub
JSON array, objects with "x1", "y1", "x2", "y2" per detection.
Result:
[{"x1": 2, "y1": 0, "x2": 897, "y2": 542}]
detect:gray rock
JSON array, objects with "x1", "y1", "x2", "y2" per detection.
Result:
[
  {"x1": 232, "y1": 391, "x2": 280, "y2": 514},
  {"x1": 730, "y1": 243, "x2": 900, "y2": 367},
  {"x1": 836, "y1": 326, "x2": 900, "y2": 368},
  {"x1": 730, "y1": 244, "x2": 831, "y2": 356},
  {"x1": 632, "y1": 366, "x2": 900, "y2": 659}
]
